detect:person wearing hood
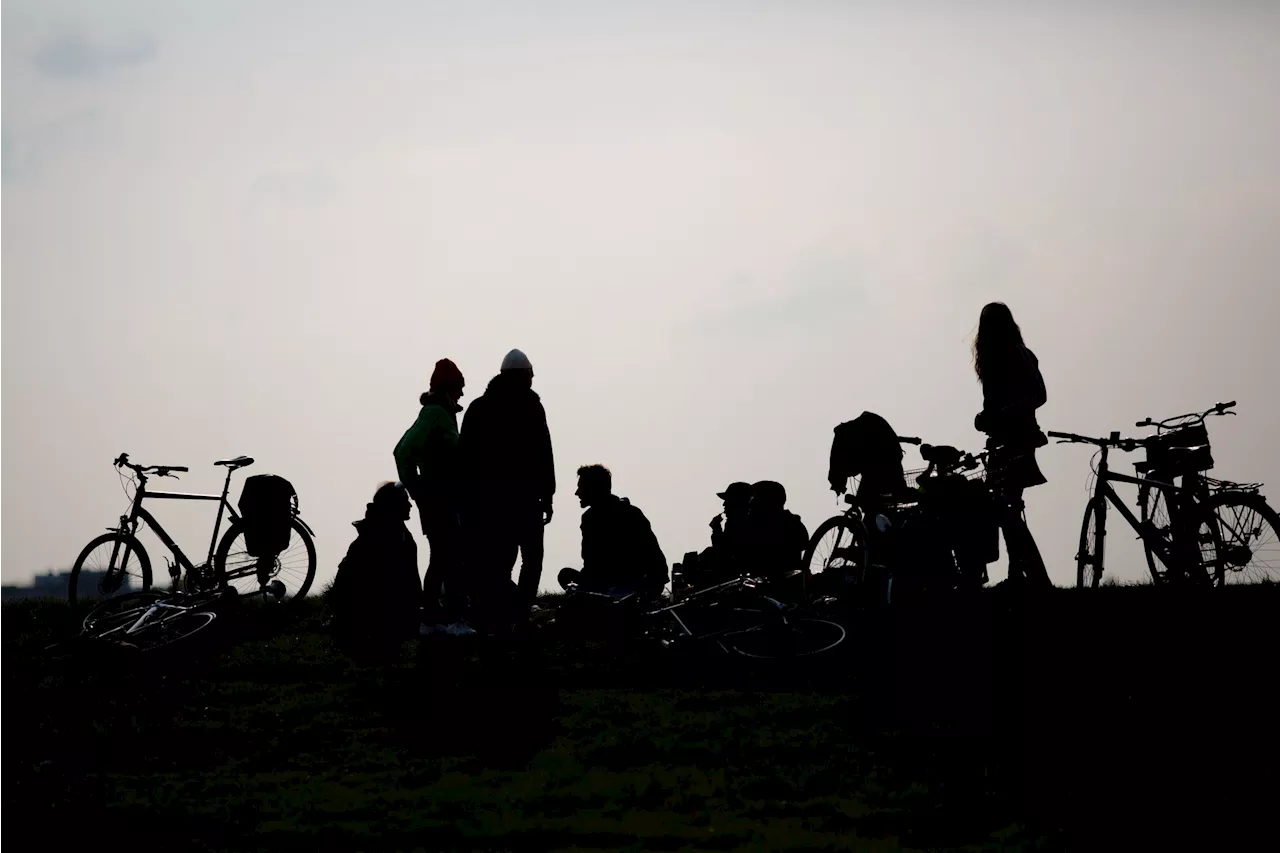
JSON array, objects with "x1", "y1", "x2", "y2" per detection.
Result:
[
  {"x1": 394, "y1": 358, "x2": 468, "y2": 625},
  {"x1": 744, "y1": 480, "x2": 810, "y2": 584},
  {"x1": 459, "y1": 348, "x2": 556, "y2": 619},
  {"x1": 328, "y1": 482, "x2": 421, "y2": 662}
]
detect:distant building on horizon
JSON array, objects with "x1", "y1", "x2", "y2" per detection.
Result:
[{"x1": 1, "y1": 569, "x2": 133, "y2": 602}]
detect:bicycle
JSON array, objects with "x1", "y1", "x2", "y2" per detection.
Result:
[
  {"x1": 68, "y1": 453, "x2": 317, "y2": 605},
  {"x1": 1133, "y1": 401, "x2": 1280, "y2": 586},
  {"x1": 1048, "y1": 428, "x2": 1222, "y2": 588},
  {"x1": 77, "y1": 588, "x2": 230, "y2": 652},
  {"x1": 558, "y1": 576, "x2": 846, "y2": 661},
  {"x1": 804, "y1": 436, "x2": 994, "y2": 606}
]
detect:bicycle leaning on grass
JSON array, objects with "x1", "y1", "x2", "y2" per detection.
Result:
[
  {"x1": 803, "y1": 436, "x2": 997, "y2": 607},
  {"x1": 68, "y1": 453, "x2": 317, "y2": 605},
  {"x1": 1132, "y1": 401, "x2": 1280, "y2": 586}
]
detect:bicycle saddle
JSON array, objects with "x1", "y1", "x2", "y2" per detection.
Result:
[{"x1": 214, "y1": 455, "x2": 255, "y2": 469}]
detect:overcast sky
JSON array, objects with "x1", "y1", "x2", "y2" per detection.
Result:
[{"x1": 4, "y1": 0, "x2": 1279, "y2": 591}]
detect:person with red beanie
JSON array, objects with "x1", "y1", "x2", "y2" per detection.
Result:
[{"x1": 394, "y1": 358, "x2": 471, "y2": 631}]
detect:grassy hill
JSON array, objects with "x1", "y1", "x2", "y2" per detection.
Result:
[{"x1": 4, "y1": 585, "x2": 1277, "y2": 851}]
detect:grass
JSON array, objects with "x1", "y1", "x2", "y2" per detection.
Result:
[{"x1": 4, "y1": 584, "x2": 1278, "y2": 851}]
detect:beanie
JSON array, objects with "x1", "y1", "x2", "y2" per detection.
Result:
[
  {"x1": 430, "y1": 358, "x2": 465, "y2": 391},
  {"x1": 500, "y1": 348, "x2": 533, "y2": 372}
]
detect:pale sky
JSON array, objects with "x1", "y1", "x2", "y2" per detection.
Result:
[{"x1": 4, "y1": 0, "x2": 1279, "y2": 592}]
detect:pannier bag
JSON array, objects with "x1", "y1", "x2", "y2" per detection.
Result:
[
  {"x1": 829, "y1": 411, "x2": 908, "y2": 500},
  {"x1": 1145, "y1": 424, "x2": 1214, "y2": 476},
  {"x1": 238, "y1": 474, "x2": 297, "y2": 558}
]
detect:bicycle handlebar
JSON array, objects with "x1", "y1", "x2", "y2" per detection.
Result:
[
  {"x1": 1046, "y1": 430, "x2": 1144, "y2": 452},
  {"x1": 113, "y1": 454, "x2": 188, "y2": 477},
  {"x1": 896, "y1": 435, "x2": 921, "y2": 446},
  {"x1": 1135, "y1": 401, "x2": 1237, "y2": 430}
]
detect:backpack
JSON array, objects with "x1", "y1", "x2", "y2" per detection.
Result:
[{"x1": 238, "y1": 474, "x2": 297, "y2": 558}]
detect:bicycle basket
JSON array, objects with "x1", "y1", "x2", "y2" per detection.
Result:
[{"x1": 1145, "y1": 424, "x2": 1214, "y2": 475}]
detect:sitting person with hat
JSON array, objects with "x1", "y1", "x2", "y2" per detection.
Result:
[
  {"x1": 743, "y1": 480, "x2": 810, "y2": 586},
  {"x1": 674, "y1": 481, "x2": 754, "y2": 593}
]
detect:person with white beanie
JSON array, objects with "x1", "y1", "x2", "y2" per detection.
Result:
[{"x1": 459, "y1": 348, "x2": 556, "y2": 627}]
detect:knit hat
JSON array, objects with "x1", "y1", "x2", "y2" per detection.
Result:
[
  {"x1": 501, "y1": 348, "x2": 533, "y2": 372},
  {"x1": 429, "y1": 358, "x2": 465, "y2": 391}
]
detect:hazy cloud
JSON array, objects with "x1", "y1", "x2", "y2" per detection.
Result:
[
  {"x1": 679, "y1": 255, "x2": 874, "y2": 342},
  {"x1": 0, "y1": 111, "x2": 102, "y2": 184},
  {"x1": 32, "y1": 29, "x2": 157, "y2": 79},
  {"x1": 0, "y1": 122, "x2": 12, "y2": 180},
  {"x1": 250, "y1": 170, "x2": 342, "y2": 208}
]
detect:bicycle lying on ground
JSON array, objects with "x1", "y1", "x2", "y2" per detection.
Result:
[
  {"x1": 1133, "y1": 402, "x2": 1279, "y2": 586},
  {"x1": 1049, "y1": 423, "x2": 1223, "y2": 588},
  {"x1": 68, "y1": 453, "x2": 317, "y2": 605},
  {"x1": 804, "y1": 436, "x2": 996, "y2": 606},
  {"x1": 555, "y1": 575, "x2": 846, "y2": 661},
  {"x1": 77, "y1": 587, "x2": 232, "y2": 652}
]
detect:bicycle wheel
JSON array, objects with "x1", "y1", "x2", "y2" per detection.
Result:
[
  {"x1": 214, "y1": 517, "x2": 317, "y2": 602},
  {"x1": 1076, "y1": 498, "x2": 1105, "y2": 589},
  {"x1": 721, "y1": 617, "x2": 846, "y2": 660},
  {"x1": 1204, "y1": 491, "x2": 1280, "y2": 585},
  {"x1": 68, "y1": 533, "x2": 152, "y2": 605},
  {"x1": 1139, "y1": 483, "x2": 1170, "y2": 582},
  {"x1": 1140, "y1": 493, "x2": 1221, "y2": 586},
  {"x1": 82, "y1": 590, "x2": 166, "y2": 638},
  {"x1": 802, "y1": 516, "x2": 867, "y2": 603},
  {"x1": 121, "y1": 610, "x2": 218, "y2": 652}
]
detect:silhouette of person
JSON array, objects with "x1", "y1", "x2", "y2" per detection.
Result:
[
  {"x1": 459, "y1": 348, "x2": 556, "y2": 623},
  {"x1": 557, "y1": 464, "x2": 668, "y2": 599},
  {"x1": 744, "y1": 480, "x2": 809, "y2": 583},
  {"x1": 394, "y1": 358, "x2": 470, "y2": 626},
  {"x1": 972, "y1": 302, "x2": 1052, "y2": 589},
  {"x1": 328, "y1": 482, "x2": 421, "y2": 662}
]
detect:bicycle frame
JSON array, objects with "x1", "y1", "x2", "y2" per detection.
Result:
[
  {"x1": 116, "y1": 468, "x2": 240, "y2": 581},
  {"x1": 1088, "y1": 444, "x2": 1205, "y2": 578}
]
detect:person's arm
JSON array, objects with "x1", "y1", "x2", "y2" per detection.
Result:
[
  {"x1": 534, "y1": 400, "x2": 556, "y2": 521},
  {"x1": 393, "y1": 411, "x2": 430, "y2": 498},
  {"x1": 635, "y1": 508, "x2": 669, "y2": 592}
]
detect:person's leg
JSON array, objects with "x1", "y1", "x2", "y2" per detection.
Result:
[
  {"x1": 1000, "y1": 489, "x2": 1050, "y2": 588},
  {"x1": 516, "y1": 503, "x2": 545, "y2": 611},
  {"x1": 421, "y1": 504, "x2": 447, "y2": 622}
]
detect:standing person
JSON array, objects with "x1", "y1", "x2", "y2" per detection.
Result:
[
  {"x1": 972, "y1": 302, "x2": 1053, "y2": 589},
  {"x1": 394, "y1": 357, "x2": 472, "y2": 630},
  {"x1": 459, "y1": 348, "x2": 556, "y2": 623}
]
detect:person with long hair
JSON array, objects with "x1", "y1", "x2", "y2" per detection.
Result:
[{"x1": 972, "y1": 302, "x2": 1053, "y2": 588}]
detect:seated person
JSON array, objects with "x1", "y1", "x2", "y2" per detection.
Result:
[
  {"x1": 679, "y1": 481, "x2": 753, "y2": 589},
  {"x1": 743, "y1": 480, "x2": 809, "y2": 584},
  {"x1": 328, "y1": 482, "x2": 422, "y2": 662},
  {"x1": 557, "y1": 464, "x2": 669, "y2": 600}
]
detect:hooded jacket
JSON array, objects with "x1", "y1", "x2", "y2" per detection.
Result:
[
  {"x1": 328, "y1": 500, "x2": 421, "y2": 651},
  {"x1": 394, "y1": 392, "x2": 463, "y2": 507},
  {"x1": 459, "y1": 373, "x2": 556, "y2": 504}
]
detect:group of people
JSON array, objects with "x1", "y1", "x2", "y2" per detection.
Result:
[
  {"x1": 329, "y1": 301, "x2": 1053, "y2": 660},
  {"x1": 330, "y1": 348, "x2": 682, "y2": 660}
]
